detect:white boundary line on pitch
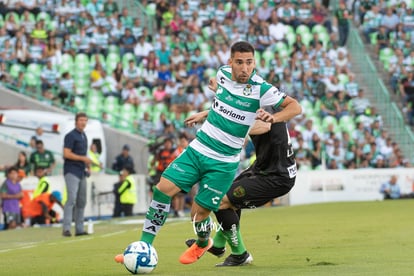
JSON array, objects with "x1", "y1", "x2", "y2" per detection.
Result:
[{"x1": 0, "y1": 218, "x2": 190, "y2": 254}]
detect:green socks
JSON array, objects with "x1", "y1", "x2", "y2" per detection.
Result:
[
  {"x1": 194, "y1": 216, "x2": 212, "y2": 247},
  {"x1": 222, "y1": 225, "x2": 247, "y2": 255},
  {"x1": 141, "y1": 187, "x2": 171, "y2": 244},
  {"x1": 213, "y1": 229, "x2": 227, "y2": 248}
]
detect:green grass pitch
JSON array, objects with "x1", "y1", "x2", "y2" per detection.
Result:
[{"x1": 0, "y1": 200, "x2": 413, "y2": 275}]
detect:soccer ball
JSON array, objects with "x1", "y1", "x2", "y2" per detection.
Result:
[{"x1": 123, "y1": 241, "x2": 158, "y2": 274}]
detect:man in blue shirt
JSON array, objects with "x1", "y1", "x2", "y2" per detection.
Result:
[
  {"x1": 380, "y1": 175, "x2": 400, "y2": 199},
  {"x1": 62, "y1": 112, "x2": 92, "y2": 237}
]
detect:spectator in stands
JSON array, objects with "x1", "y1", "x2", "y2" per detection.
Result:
[
  {"x1": 61, "y1": 32, "x2": 76, "y2": 57},
  {"x1": 375, "y1": 25, "x2": 390, "y2": 55},
  {"x1": 41, "y1": 60, "x2": 60, "y2": 99},
  {"x1": 91, "y1": 25, "x2": 109, "y2": 56},
  {"x1": 99, "y1": 70, "x2": 121, "y2": 98},
  {"x1": 361, "y1": 5, "x2": 382, "y2": 44},
  {"x1": 31, "y1": 20, "x2": 48, "y2": 41},
  {"x1": 57, "y1": 72, "x2": 76, "y2": 104},
  {"x1": 334, "y1": 49, "x2": 351, "y2": 74},
  {"x1": 110, "y1": 19, "x2": 125, "y2": 44},
  {"x1": 235, "y1": 10, "x2": 250, "y2": 34},
  {"x1": 142, "y1": 61, "x2": 158, "y2": 89},
  {"x1": 310, "y1": 135, "x2": 323, "y2": 169},
  {"x1": 123, "y1": 59, "x2": 142, "y2": 87},
  {"x1": 156, "y1": 41, "x2": 171, "y2": 66},
  {"x1": 312, "y1": 0, "x2": 332, "y2": 33},
  {"x1": 85, "y1": 0, "x2": 102, "y2": 18},
  {"x1": 257, "y1": 0, "x2": 273, "y2": 22},
  {"x1": 74, "y1": 27, "x2": 92, "y2": 56},
  {"x1": 1, "y1": 167, "x2": 23, "y2": 230},
  {"x1": 112, "y1": 144, "x2": 135, "y2": 173},
  {"x1": 170, "y1": 86, "x2": 190, "y2": 114},
  {"x1": 153, "y1": 83, "x2": 168, "y2": 105},
  {"x1": 0, "y1": 39, "x2": 16, "y2": 64},
  {"x1": 14, "y1": 151, "x2": 31, "y2": 177},
  {"x1": 302, "y1": 119, "x2": 319, "y2": 149},
  {"x1": 4, "y1": 12, "x2": 19, "y2": 36},
  {"x1": 121, "y1": 80, "x2": 139, "y2": 106},
  {"x1": 134, "y1": 35, "x2": 154, "y2": 65},
  {"x1": 136, "y1": 111, "x2": 155, "y2": 138},
  {"x1": 157, "y1": 63, "x2": 172, "y2": 84},
  {"x1": 380, "y1": 175, "x2": 400, "y2": 199},
  {"x1": 120, "y1": 7, "x2": 134, "y2": 28},
  {"x1": 142, "y1": 50, "x2": 160, "y2": 70},
  {"x1": 154, "y1": 112, "x2": 171, "y2": 136},
  {"x1": 399, "y1": 70, "x2": 414, "y2": 100},
  {"x1": 29, "y1": 140, "x2": 56, "y2": 175},
  {"x1": 297, "y1": 2, "x2": 315, "y2": 29},
  {"x1": 334, "y1": 1, "x2": 352, "y2": 46},
  {"x1": 294, "y1": 136, "x2": 312, "y2": 170},
  {"x1": 28, "y1": 38, "x2": 45, "y2": 64},
  {"x1": 401, "y1": 7, "x2": 414, "y2": 33},
  {"x1": 351, "y1": 89, "x2": 371, "y2": 117},
  {"x1": 13, "y1": 38, "x2": 28, "y2": 66},
  {"x1": 256, "y1": 27, "x2": 273, "y2": 53},
  {"x1": 344, "y1": 73, "x2": 359, "y2": 98},
  {"x1": 104, "y1": 0, "x2": 119, "y2": 16},
  {"x1": 90, "y1": 62, "x2": 104, "y2": 88},
  {"x1": 112, "y1": 62, "x2": 124, "y2": 88},
  {"x1": 381, "y1": 7, "x2": 400, "y2": 35},
  {"x1": 119, "y1": 28, "x2": 136, "y2": 57},
  {"x1": 187, "y1": 86, "x2": 207, "y2": 112}
]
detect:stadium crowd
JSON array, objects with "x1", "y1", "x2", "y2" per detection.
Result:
[
  {"x1": 351, "y1": 0, "x2": 414, "y2": 126},
  {"x1": 0, "y1": 0, "x2": 411, "y2": 177}
]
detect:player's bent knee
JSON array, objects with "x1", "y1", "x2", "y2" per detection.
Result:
[
  {"x1": 190, "y1": 202, "x2": 211, "y2": 221},
  {"x1": 156, "y1": 177, "x2": 182, "y2": 197}
]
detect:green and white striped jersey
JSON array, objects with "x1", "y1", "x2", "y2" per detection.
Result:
[{"x1": 190, "y1": 65, "x2": 286, "y2": 162}]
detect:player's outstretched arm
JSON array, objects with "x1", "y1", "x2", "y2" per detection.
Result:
[
  {"x1": 249, "y1": 120, "x2": 271, "y2": 135},
  {"x1": 256, "y1": 96, "x2": 301, "y2": 123},
  {"x1": 184, "y1": 110, "x2": 209, "y2": 127},
  {"x1": 273, "y1": 96, "x2": 302, "y2": 122}
]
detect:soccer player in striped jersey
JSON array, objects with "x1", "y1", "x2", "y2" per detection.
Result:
[
  {"x1": 118, "y1": 41, "x2": 301, "y2": 266},
  {"x1": 185, "y1": 104, "x2": 297, "y2": 266}
]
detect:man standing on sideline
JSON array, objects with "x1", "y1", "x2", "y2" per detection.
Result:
[
  {"x1": 62, "y1": 112, "x2": 91, "y2": 237},
  {"x1": 117, "y1": 166, "x2": 137, "y2": 216}
]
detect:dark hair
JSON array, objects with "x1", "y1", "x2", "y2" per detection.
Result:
[
  {"x1": 7, "y1": 166, "x2": 18, "y2": 174},
  {"x1": 36, "y1": 140, "x2": 44, "y2": 146},
  {"x1": 15, "y1": 151, "x2": 29, "y2": 167},
  {"x1": 230, "y1": 41, "x2": 255, "y2": 57},
  {"x1": 75, "y1": 112, "x2": 88, "y2": 121}
]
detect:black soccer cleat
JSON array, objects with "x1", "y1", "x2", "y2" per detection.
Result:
[
  {"x1": 185, "y1": 239, "x2": 226, "y2": 257},
  {"x1": 215, "y1": 251, "x2": 253, "y2": 267}
]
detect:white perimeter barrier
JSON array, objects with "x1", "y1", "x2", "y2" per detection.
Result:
[{"x1": 290, "y1": 168, "x2": 414, "y2": 205}]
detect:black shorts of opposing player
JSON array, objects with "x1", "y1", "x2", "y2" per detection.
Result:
[{"x1": 226, "y1": 170, "x2": 296, "y2": 210}]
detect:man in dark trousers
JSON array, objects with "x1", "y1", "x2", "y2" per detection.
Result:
[{"x1": 62, "y1": 112, "x2": 92, "y2": 237}]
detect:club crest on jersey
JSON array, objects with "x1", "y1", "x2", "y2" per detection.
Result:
[
  {"x1": 233, "y1": 186, "x2": 246, "y2": 198},
  {"x1": 243, "y1": 84, "x2": 252, "y2": 96},
  {"x1": 217, "y1": 86, "x2": 224, "y2": 95}
]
